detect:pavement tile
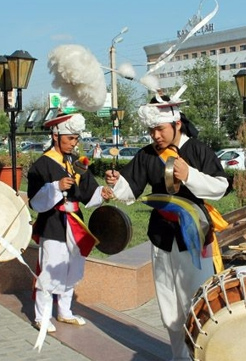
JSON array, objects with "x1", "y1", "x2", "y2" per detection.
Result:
[{"x1": 0, "y1": 293, "x2": 171, "y2": 361}]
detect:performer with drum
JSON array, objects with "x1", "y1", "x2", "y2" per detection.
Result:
[
  {"x1": 28, "y1": 112, "x2": 113, "y2": 333},
  {"x1": 105, "y1": 93, "x2": 231, "y2": 361}
]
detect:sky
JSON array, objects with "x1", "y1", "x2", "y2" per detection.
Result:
[{"x1": 1, "y1": 0, "x2": 246, "y2": 107}]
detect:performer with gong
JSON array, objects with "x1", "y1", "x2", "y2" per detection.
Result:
[
  {"x1": 105, "y1": 92, "x2": 231, "y2": 361},
  {"x1": 28, "y1": 112, "x2": 113, "y2": 333}
]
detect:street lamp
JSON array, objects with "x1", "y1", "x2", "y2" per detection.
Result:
[
  {"x1": 0, "y1": 50, "x2": 37, "y2": 191},
  {"x1": 234, "y1": 69, "x2": 246, "y2": 118},
  {"x1": 109, "y1": 27, "x2": 128, "y2": 144},
  {"x1": 111, "y1": 108, "x2": 125, "y2": 148}
]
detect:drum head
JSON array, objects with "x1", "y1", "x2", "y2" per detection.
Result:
[
  {"x1": 88, "y1": 205, "x2": 132, "y2": 255},
  {"x1": 0, "y1": 182, "x2": 32, "y2": 262},
  {"x1": 194, "y1": 302, "x2": 246, "y2": 361}
]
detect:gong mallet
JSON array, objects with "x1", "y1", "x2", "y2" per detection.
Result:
[{"x1": 109, "y1": 147, "x2": 119, "y2": 175}]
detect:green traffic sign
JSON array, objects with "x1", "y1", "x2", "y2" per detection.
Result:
[
  {"x1": 50, "y1": 95, "x2": 60, "y2": 107},
  {"x1": 97, "y1": 107, "x2": 111, "y2": 117}
]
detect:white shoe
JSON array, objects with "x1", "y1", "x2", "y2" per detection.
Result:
[
  {"x1": 57, "y1": 314, "x2": 86, "y2": 326},
  {"x1": 33, "y1": 320, "x2": 56, "y2": 333}
]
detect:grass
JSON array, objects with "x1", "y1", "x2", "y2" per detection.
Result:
[{"x1": 21, "y1": 177, "x2": 240, "y2": 259}]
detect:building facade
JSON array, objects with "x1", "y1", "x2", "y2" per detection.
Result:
[{"x1": 144, "y1": 25, "x2": 246, "y2": 92}]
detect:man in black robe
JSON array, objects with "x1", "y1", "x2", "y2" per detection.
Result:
[{"x1": 105, "y1": 94, "x2": 230, "y2": 361}]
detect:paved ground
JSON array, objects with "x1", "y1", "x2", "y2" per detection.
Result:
[
  {"x1": 0, "y1": 292, "x2": 172, "y2": 361},
  {"x1": 124, "y1": 298, "x2": 164, "y2": 332}
]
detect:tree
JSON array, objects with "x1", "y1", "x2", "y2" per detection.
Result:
[
  {"x1": 82, "y1": 80, "x2": 146, "y2": 139},
  {"x1": 117, "y1": 81, "x2": 146, "y2": 137},
  {"x1": 181, "y1": 56, "x2": 242, "y2": 149},
  {"x1": 0, "y1": 111, "x2": 10, "y2": 138}
]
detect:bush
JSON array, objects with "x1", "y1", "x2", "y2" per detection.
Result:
[{"x1": 89, "y1": 158, "x2": 130, "y2": 177}]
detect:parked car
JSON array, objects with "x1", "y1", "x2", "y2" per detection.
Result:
[
  {"x1": 101, "y1": 146, "x2": 141, "y2": 160},
  {"x1": 216, "y1": 148, "x2": 246, "y2": 170},
  {"x1": 138, "y1": 135, "x2": 152, "y2": 143},
  {"x1": 20, "y1": 141, "x2": 33, "y2": 149},
  {"x1": 21, "y1": 143, "x2": 45, "y2": 153},
  {"x1": 80, "y1": 137, "x2": 101, "y2": 151}
]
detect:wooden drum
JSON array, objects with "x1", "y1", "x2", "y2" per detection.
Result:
[{"x1": 184, "y1": 266, "x2": 246, "y2": 361}]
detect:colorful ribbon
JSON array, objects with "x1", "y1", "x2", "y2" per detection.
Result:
[{"x1": 141, "y1": 194, "x2": 205, "y2": 269}]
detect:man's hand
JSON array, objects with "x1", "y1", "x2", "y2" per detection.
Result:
[
  {"x1": 105, "y1": 170, "x2": 120, "y2": 187},
  {"x1": 59, "y1": 177, "x2": 75, "y2": 191},
  {"x1": 173, "y1": 157, "x2": 189, "y2": 182},
  {"x1": 101, "y1": 186, "x2": 115, "y2": 200}
]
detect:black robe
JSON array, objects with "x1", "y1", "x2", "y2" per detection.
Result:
[
  {"x1": 27, "y1": 153, "x2": 99, "y2": 243},
  {"x1": 120, "y1": 138, "x2": 230, "y2": 252}
]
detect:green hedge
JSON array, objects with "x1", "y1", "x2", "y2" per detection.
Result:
[{"x1": 89, "y1": 158, "x2": 130, "y2": 177}]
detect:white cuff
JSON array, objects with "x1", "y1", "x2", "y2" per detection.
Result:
[{"x1": 30, "y1": 181, "x2": 63, "y2": 212}]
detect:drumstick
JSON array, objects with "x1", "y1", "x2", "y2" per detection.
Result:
[
  {"x1": 228, "y1": 244, "x2": 246, "y2": 251},
  {"x1": 1, "y1": 202, "x2": 27, "y2": 238},
  {"x1": 109, "y1": 147, "x2": 119, "y2": 175}
]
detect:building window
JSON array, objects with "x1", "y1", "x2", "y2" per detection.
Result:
[
  {"x1": 192, "y1": 53, "x2": 198, "y2": 59},
  {"x1": 240, "y1": 62, "x2": 246, "y2": 68},
  {"x1": 240, "y1": 45, "x2": 246, "y2": 51},
  {"x1": 230, "y1": 64, "x2": 236, "y2": 69},
  {"x1": 220, "y1": 65, "x2": 226, "y2": 70},
  {"x1": 219, "y1": 48, "x2": 226, "y2": 54},
  {"x1": 201, "y1": 51, "x2": 206, "y2": 56},
  {"x1": 183, "y1": 54, "x2": 189, "y2": 60},
  {"x1": 229, "y1": 46, "x2": 236, "y2": 52},
  {"x1": 210, "y1": 49, "x2": 216, "y2": 55},
  {"x1": 175, "y1": 55, "x2": 181, "y2": 61}
]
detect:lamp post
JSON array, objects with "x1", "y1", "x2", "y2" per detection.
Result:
[
  {"x1": 0, "y1": 50, "x2": 36, "y2": 191},
  {"x1": 234, "y1": 69, "x2": 246, "y2": 119},
  {"x1": 111, "y1": 108, "x2": 125, "y2": 148},
  {"x1": 109, "y1": 27, "x2": 128, "y2": 144}
]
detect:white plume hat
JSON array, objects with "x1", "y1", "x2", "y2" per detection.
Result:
[
  {"x1": 44, "y1": 113, "x2": 85, "y2": 135},
  {"x1": 138, "y1": 85, "x2": 187, "y2": 128},
  {"x1": 138, "y1": 103, "x2": 181, "y2": 128}
]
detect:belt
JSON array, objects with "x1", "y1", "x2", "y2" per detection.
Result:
[{"x1": 55, "y1": 201, "x2": 79, "y2": 213}]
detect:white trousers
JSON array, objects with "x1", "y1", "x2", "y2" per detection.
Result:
[
  {"x1": 152, "y1": 240, "x2": 214, "y2": 361},
  {"x1": 35, "y1": 238, "x2": 85, "y2": 322}
]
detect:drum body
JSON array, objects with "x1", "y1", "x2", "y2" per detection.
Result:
[
  {"x1": 88, "y1": 205, "x2": 132, "y2": 255},
  {"x1": 185, "y1": 267, "x2": 246, "y2": 361},
  {"x1": 0, "y1": 181, "x2": 32, "y2": 262}
]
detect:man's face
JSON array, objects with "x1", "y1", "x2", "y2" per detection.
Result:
[
  {"x1": 149, "y1": 121, "x2": 181, "y2": 149},
  {"x1": 54, "y1": 134, "x2": 79, "y2": 154}
]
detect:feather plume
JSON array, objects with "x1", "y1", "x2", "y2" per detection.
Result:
[
  {"x1": 140, "y1": 74, "x2": 161, "y2": 92},
  {"x1": 118, "y1": 63, "x2": 136, "y2": 80},
  {"x1": 48, "y1": 44, "x2": 107, "y2": 112}
]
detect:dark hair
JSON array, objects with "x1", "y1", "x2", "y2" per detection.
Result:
[
  {"x1": 149, "y1": 94, "x2": 171, "y2": 103},
  {"x1": 180, "y1": 112, "x2": 199, "y2": 138}
]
